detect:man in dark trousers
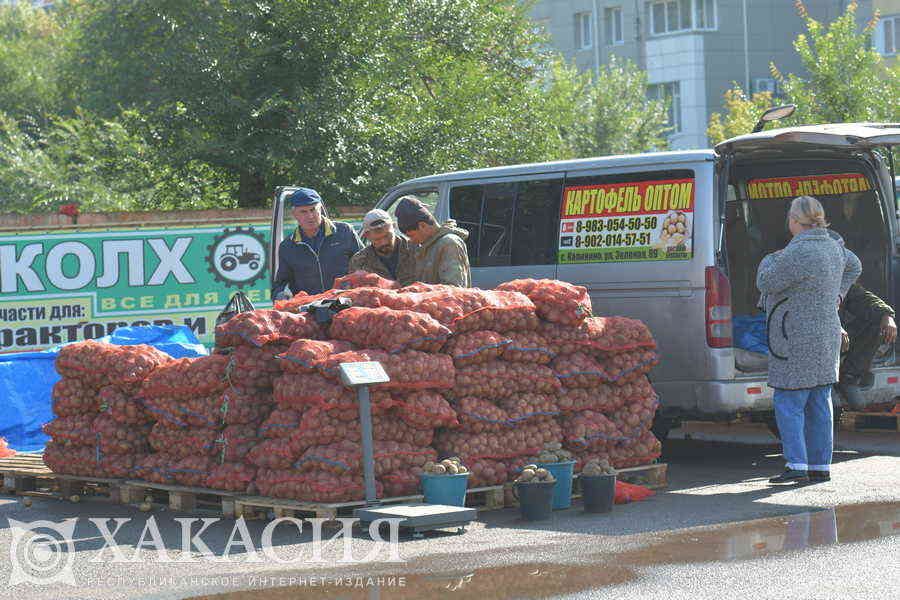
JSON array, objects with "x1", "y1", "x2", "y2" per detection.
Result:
[
  {"x1": 348, "y1": 209, "x2": 417, "y2": 286},
  {"x1": 271, "y1": 188, "x2": 362, "y2": 299},
  {"x1": 838, "y1": 283, "x2": 897, "y2": 408}
]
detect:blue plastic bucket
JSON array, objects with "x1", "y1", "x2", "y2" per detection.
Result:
[
  {"x1": 420, "y1": 473, "x2": 469, "y2": 506},
  {"x1": 536, "y1": 460, "x2": 576, "y2": 509}
]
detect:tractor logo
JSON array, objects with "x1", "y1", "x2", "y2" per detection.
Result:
[{"x1": 206, "y1": 227, "x2": 267, "y2": 288}]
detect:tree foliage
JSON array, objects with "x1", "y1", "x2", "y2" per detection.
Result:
[{"x1": 708, "y1": 1, "x2": 900, "y2": 145}]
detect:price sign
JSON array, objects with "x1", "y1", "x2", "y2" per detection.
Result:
[{"x1": 338, "y1": 361, "x2": 390, "y2": 387}]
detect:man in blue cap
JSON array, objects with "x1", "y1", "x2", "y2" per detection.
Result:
[{"x1": 271, "y1": 187, "x2": 362, "y2": 299}]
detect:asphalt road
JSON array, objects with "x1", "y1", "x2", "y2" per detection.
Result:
[{"x1": 1, "y1": 427, "x2": 897, "y2": 600}]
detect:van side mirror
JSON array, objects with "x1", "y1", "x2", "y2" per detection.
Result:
[{"x1": 751, "y1": 104, "x2": 797, "y2": 133}]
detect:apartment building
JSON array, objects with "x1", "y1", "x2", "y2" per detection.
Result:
[
  {"x1": 874, "y1": 0, "x2": 900, "y2": 62},
  {"x1": 531, "y1": 1, "x2": 876, "y2": 149}
]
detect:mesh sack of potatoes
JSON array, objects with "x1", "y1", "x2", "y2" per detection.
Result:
[
  {"x1": 245, "y1": 438, "x2": 299, "y2": 470},
  {"x1": 98, "y1": 384, "x2": 151, "y2": 425},
  {"x1": 608, "y1": 394, "x2": 659, "y2": 436},
  {"x1": 497, "y1": 393, "x2": 560, "y2": 425},
  {"x1": 215, "y1": 309, "x2": 322, "y2": 348},
  {"x1": 141, "y1": 354, "x2": 230, "y2": 399},
  {"x1": 330, "y1": 307, "x2": 451, "y2": 353},
  {"x1": 465, "y1": 458, "x2": 509, "y2": 487},
  {"x1": 220, "y1": 386, "x2": 274, "y2": 425},
  {"x1": 313, "y1": 392, "x2": 395, "y2": 422},
  {"x1": 607, "y1": 430, "x2": 662, "y2": 468},
  {"x1": 133, "y1": 454, "x2": 176, "y2": 484},
  {"x1": 56, "y1": 340, "x2": 172, "y2": 386},
  {"x1": 389, "y1": 391, "x2": 458, "y2": 429},
  {"x1": 52, "y1": 377, "x2": 100, "y2": 417},
  {"x1": 294, "y1": 441, "x2": 436, "y2": 477},
  {"x1": 442, "y1": 330, "x2": 511, "y2": 367},
  {"x1": 453, "y1": 361, "x2": 560, "y2": 398},
  {"x1": 317, "y1": 349, "x2": 455, "y2": 391},
  {"x1": 277, "y1": 340, "x2": 356, "y2": 374},
  {"x1": 434, "y1": 420, "x2": 562, "y2": 461},
  {"x1": 380, "y1": 471, "x2": 422, "y2": 497},
  {"x1": 553, "y1": 351, "x2": 658, "y2": 387},
  {"x1": 92, "y1": 415, "x2": 151, "y2": 455},
  {"x1": 226, "y1": 342, "x2": 290, "y2": 390},
  {"x1": 94, "y1": 453, "x2": 136, "y2": 478},
  {"x1": 206, "y1": 462, "x2": 257, "y2": 492},
  {"x1": 415, "y1": 288, "x2": 539, "y2": 333},
  {"x1": 272, "y1": 372, "x2": 354, "y2": 410},
  {"x1": 496, "y1": 279, "x2": 592, "y2": 326},
  {"x1": 213, "y1": 424, "x2": 261, "y2": 463},
  {"x1": 539, "y1": 317, "x2": 656, "y2": 355},
  {"x1": 42, "y1": 415, "x2": 95, "y2": 447},
  {"x1": 259, "y1": 408, "x2": 304, "y2": 439},
  {"x1": 454, "y1": 397, "x2": 509, "y2": 433},
  {"x1": 289, "y1": 410, "x2": 434, "y2": 454},
  {"x1": 168, "y1": 456, "x2": 216, "y2": 487},
  {"x1": 143, "y1": 395, "x2": 225, "y2": 430},
  {"x1": 148, "y1": 423, "x2": 218, "y2": 458},
  {"x1": 500, "y1": 331, "x2": 556, "y2": 364},
  {"x1": 557, "y1": 377, "x2": 655, "y2": 414},
  {"x1": 255, "y1": 469, "x2": 382, "y2": 503},
  {"x1": 43, "y1": 440, "x2": 96, "y2": 476},
  {"x1": 333, "y1": 270, "x2": 401, "y2": 290},
  {"x1": 560, "y1": 410, "x2": 619, "y2": 452}
]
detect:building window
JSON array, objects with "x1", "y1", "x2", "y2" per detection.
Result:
[
  {"x1": 605, "y1": 7, "x2": 624, "y2": 44},
  {"x1": 649, "y1": 0, "x2": 716, "y2": 35},
  {"x1": 880, "y1": 15, "x2": 898, "y2": 56},
  {"x1": 575, "y1": 12, "x2": 593, "y2": 50},
  {"x1": 648, "y1": 82, "x2": 682, "y2": 133}
]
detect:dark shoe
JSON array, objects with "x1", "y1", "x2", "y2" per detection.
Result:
[
  {"x1": 768, "y1": 469, "x2": 809, "y2": 485},
  {"x1": 808, "y1": 470, "x2": 831, "y2": 482}
]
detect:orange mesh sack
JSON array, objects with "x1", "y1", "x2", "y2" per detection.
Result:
[
  {"x1": 98, "y1": 384, "x2": 150, "y2": 425},
  {"x1": 317, "y1": 349, "x2": 455, "y2": 391},
  {"x1": 434, "y1": 420, "x2": 562, "y2": 461},
  {"x1": 501, "y1": 331, "x2": 556, "y2": 364},
  {"x1": 168, "y1": 456, "x2": 216, "y2": 487},
  {"x1": 92, "y1": 414, "x2": 151, "y2": 455},
  {"x1": 289, "y1": 410, "x2": 434, "y2": 454},
  {"x1": 380, "y1": 471, "x2": 422, "y2": 497},
  {"x1": 453, "y1": 361, "x2": 560, "y2": 398},
  {"x1": 466, "y1": 458, "x2": 509, "y2": 487},
  {"x1": 443, "y1": 330, "x2": 511, "y2": 367},
  {"x1": 255, "y1": 469, "x2": 382, "y2": 502},
  {"x1": 553, "y1": 351, "x2": 658, "y2": 387},
  {"x1": 455, "y1": 397, "x2": 508, "y2": 433},
  {"x1": 609, "y1": 431, "x2": 662, "y2": 469},
  {"x1": 141, "y1": 354, "x2": 230, "y2": 399},
  {"x1": 399, "y1": 288, "x2": 538, "y2": 333},
  {"x1": 227, "y1": 343, "x2": 289, "y2": 390},
  {"x1": 497, "y1": 393, "x2": 560, "y2": 425},
  {"x1": 221, "y1": 387, "x2": 274, "y2": 425},
  {"x1": 52, "y1": 377, "x2": 100, "y2": 417},
  {"x1": 557, "y1": 377, "x2": 654, "y2": 414},
  {"x1": 390, "y1": 391, "x2": 458, "y2": 429},
  {"x1": 43, "y1": 441, "x2": 96, "y2": 476},
  {"x1": 42, "y1": 415, "x2": 95, "y2": 447},
  {"x1": 246, "y1": 438, "x2": 298, "y2": 470},
  {"x1": 329, "y1": 306, "x2": 451, "y2": 353},
  {"x1": 496, "y1": 279, "x2": 592, "y2": 326},
  {"x1": 94, "y1": 453, "x2": 135, "y2": 478},
  {"x1": 561, "y1": 410, "x2": 619, "y2": 451},
  {"x1": 294, "y1": 441, "x2": 436, "y2": 477},
  {"x1": 148, "y1": 424, "x2": 218, "y2": 458},
  {"x1": 56, "y1": 340, "x2": 171, "y2": 385},
  {"x1": 273, "y1": 373, "x2": 353, "y2": 410},
  {"x1": 0, "y1": 437, "x2": 14, "y2": 458},
  {"x1": 539, "y1": 317, "x2": 656, "y2": 355},
  {"x1": 277, "y1": 340, "x2": 356, "y2": 374},
  {"x1": 207, "y1": 462, "x2": 256, "y2": 492},
  {"x1": 333, "y1": 271, "x2": 401, "y2": 290},
  {"x1": 215, "y1": 309, "x2": 322, "y2": 348},
  {"x1": 609, "y1": 394, "x2": 659, "y2": 437},
  {"x1": 213, "y1": 424, "x2": 261, "y2": 463},
  {"x1": 133, "y1": 454, "x2": 176, "y2": 484},
  {"x1": 143, "y1": 395, "x2": 225, "y2": 430},
  {"x1": 259, "y1": 408, "x2": 304, "y2": 439}
]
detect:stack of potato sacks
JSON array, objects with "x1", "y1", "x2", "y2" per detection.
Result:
[{"x1": 44, "y1": 341, "x2": 171, "y2": 478}]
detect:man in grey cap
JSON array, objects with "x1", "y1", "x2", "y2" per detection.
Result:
[
  {"x1": 271, "y1": 187, "x2": 362, "y2": 299},
  {"x1": 394, "y1": 195, "x2": 471, "y2": 287},
  {"x1": 348, "y1": 209, "x2": 417, "y2": 286}
]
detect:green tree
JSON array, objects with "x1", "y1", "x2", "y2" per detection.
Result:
[{"x1": 708, "y1": 1, "x2": 900, "y2": 144}]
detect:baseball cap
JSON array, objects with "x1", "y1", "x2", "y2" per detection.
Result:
[
  {"x1": 288, "y1": 188, "x2": 322, "y2": 207},
  {"x1": 361, "y1": 209, "x2": 393, "y2": 235}
]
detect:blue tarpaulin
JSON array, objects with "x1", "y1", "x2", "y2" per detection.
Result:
[
  {"x1": 0, "y1": 326, "x2": 207, "y2": 452},
  {"x1": 733, "y1": 313, "x2": 769, "y2": 354}
]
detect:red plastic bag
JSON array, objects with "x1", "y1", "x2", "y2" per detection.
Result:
[
  {"x1": 215, "y1": 309, "x2": 322, "y2": 348},
  {"x1": 330, "y1": 307, "x2": 451, "y2": 353},
  {"x1": 496, "y1": 279, "x2": 592, "y2": 325},
  {"x1": 614, "y1": 480, "x2": 655, "y2": 504}
]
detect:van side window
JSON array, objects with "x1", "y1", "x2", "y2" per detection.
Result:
[{"x1": 449, "y1": 179, "x2": 563, "y2": 267}]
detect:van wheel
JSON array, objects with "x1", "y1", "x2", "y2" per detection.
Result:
[{"x1": 651, "y1": 412, "x2": 679, "y2": 442}]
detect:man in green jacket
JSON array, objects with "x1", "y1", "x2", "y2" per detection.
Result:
[
  {"x1": 394, "y1": 196, "x2": 471, "y2": 287},
  {"x1": 838, "y1": 283, "x2": 897, "y2": 408},
  {"x1": 348, "y1": 209, "x2": 417, "y2": 286}
]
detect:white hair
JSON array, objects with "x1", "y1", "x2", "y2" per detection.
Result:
[{"x1": 789, "y1": 195, "x2": 829, "y2": 228}]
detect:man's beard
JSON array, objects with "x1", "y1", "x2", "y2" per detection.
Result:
[{"x1": 374, "y1": 243, "x2": 395, "y2": 255}]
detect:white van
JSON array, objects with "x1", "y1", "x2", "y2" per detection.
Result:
[{"x1": 270, "y1": 123, "x2": 900, "y2": 438}]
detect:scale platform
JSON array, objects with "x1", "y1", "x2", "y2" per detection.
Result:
[{"x1": 355, "y1": 503, "x2": 476, "y2": 537}]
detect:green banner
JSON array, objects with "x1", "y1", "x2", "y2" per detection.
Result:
[{"x1": 0, "y1": 224, "x2": 274, "y2": 352}]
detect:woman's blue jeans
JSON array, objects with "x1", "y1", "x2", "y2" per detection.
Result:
[{"x1": 773, "y1": 385, "x2": 833, "y2": 471}]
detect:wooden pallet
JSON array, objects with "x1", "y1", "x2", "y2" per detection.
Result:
[
  {"x1": 840, "y1": 411, "x2": 900, "y2": 433},
  {"x1": 234, "y1": 485, "x2": 505, "y2": 521},
  {"x1": 0, "y1": 453, "x2": 55, "y2": 495},
  {"x1": 121, "y1": 481, "x2": 238, "y2": 518}
]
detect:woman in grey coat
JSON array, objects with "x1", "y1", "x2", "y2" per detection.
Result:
[{"x1": 756, "y1": 195, "x2": 861, "y2": 485}]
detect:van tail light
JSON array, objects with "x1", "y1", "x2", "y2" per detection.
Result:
[{"x1": 706, "y1": 266, "x2": 733, "y2": 348}]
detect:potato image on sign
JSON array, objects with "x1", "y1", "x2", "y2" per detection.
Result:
[{"x1": 657, "y1": 211, "x2": 691, "y2": 249}]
